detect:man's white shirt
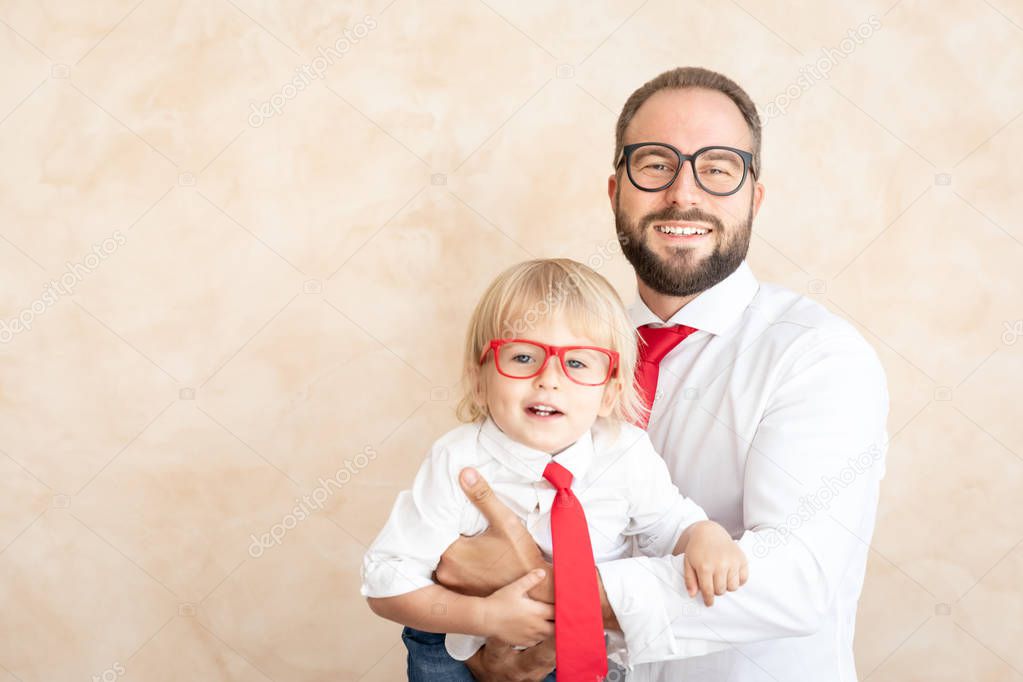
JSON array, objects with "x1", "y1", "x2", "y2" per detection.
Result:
[
  {"x1": 598, "y1": 260, "x2": 890, "y2": 681},
  {"x1": 360, "y1": 414, "x2": 712, "y2": 662}
]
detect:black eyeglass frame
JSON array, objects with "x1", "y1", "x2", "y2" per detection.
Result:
[{"x1": 615, "y1": 142, "x2": 756, "y2": 196}]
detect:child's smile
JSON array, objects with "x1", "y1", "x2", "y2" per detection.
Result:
[{"x1": 524, "y1": 402, "x2": 563, "y2": 418}]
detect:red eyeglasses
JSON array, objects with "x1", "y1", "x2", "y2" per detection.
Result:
[{"x1": 479, "y1": 338, "x2": 619, "y2": 387}]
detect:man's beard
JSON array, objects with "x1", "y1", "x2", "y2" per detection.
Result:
[{"x1": 616, "y1": 199, "x2": 753, "y2": 298}]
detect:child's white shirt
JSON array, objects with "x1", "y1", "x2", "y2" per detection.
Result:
[{"x1": 360, "y1": 416, "x2": 713, "y2": 665}]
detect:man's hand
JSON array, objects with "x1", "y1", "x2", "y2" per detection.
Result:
[
  {"x1": 435, "y1": 468, "x2": 554, "y2": 603},
  {"x1": 465, "y1": 636, "x2": 556, "y2": 682}
]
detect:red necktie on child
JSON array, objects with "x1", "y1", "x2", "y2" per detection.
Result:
[
  {"x1": 635, "y1": 324, "x2": 699, "y2": 429},
  {"x1": 542, "y1": 460, "x2": 607, "y2": 682}
]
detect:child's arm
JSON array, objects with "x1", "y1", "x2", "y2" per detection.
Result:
[
  {"x1": 367, "y1": 569, "x2": 554, "y2": 647},
  {"x1": 618, "y1": 430, "x2": 749, "y2": 607},
  {"x1": 673, "y1": 520, "x2": 749, "y2": 607}
]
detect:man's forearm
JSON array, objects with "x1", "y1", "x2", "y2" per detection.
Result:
[
  {"x1": 437, "y1": 559, "x2": 555, "y2": 604},
  {"x1": 465, "y1": 638, "x2": 557, "y2": 682},
  {"x1": 597, "y1": 530, "x2": 842, "y2": 653}
]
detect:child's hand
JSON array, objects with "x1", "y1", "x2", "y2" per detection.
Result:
[
  {"x1": 481, "y1": 569, "x2": 555, "y2": 647},
  {"x1": 682, "y1": 521, "x2": 749, "y2": 606}
]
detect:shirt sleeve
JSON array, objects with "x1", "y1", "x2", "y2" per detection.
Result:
[
  {"x1": 360, "y1": 436, "x2": 468, "y2": 598},
  {"x1": 620, "y1": 428, "x2": 708, "y2": 558},
  {"x1": 597, "y1": 332, "x2": 889, "y2": 666}
]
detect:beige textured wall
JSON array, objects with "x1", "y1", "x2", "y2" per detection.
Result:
[{"x1": 1, "y1": 1, "x2": 1021, "y2": 680}]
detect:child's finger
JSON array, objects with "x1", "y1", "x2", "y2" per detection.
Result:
[
  {"x1": 726, "y1": 567, "x2": 740, "y2": 591},
  {"x1": 713, "y1": 569, "x2": 727, "y2": 596},
  {"x1": 536, "y1": 602, "x2": 555, "y2": 622},
  {"x1": 739, "y1": 563, "x2": 750, "y2": 586},
  {"x1": 684, "y1": 556, "x2": 698, "y2": 597},
  {"x1": 699, "y1": 568, "x2": 715, "y2": 606}
]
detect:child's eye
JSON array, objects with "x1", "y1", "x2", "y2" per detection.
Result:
[
  {"x1": 566, "y1": 359, "x2": 587, "y2": 369},
  {"x1": 511, "y1": 354, "x2": 535, "y2": 364}
]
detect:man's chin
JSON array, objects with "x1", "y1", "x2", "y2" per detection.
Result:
[
  {"x1": 650, "y1": 241, "x2": 710, "y2": 269},
  {"x1": 635, "y1": 247, "x2": 728, "y2": 297}
]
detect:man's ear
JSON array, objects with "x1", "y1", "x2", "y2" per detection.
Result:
[
  {"x1": 607, "y1": 174, "x2": 618, "y2": 209},
  {"x1": 751, "y1": 180, "x2": 766, "y2": 219}
]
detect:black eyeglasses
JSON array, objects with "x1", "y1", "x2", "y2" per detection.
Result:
[{"x1": 616, "y1": 142, "x2": 755, "y2": 196}]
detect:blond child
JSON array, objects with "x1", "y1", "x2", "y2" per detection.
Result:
[{"x1": 361, "y1": 259, "x2": 747, "y2": 680}]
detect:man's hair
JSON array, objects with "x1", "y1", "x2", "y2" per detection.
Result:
[{"x1": 614, "y1": 66, "x2": 762, "y2": 178}]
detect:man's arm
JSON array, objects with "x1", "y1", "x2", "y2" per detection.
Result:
[
  {"x1": 594, "y1": 333, "x2": 890, "y2": 665},
  {"x1": 433, "y1": 469, "x2": 556, "y2": 681},
  {"x1": 435, "y1": 468, "x2": 555, "y2": 604},
  {"x1": 464, "y1": 637, "x2": 557, "y2": 682}
]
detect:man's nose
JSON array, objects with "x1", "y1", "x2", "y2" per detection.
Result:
[{"x1": 663, "y1": 160, "x2": 703, "y2": 207}]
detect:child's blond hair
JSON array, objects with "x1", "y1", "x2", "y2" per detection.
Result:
[{"x1": 456, "y1": 258, "x2": 645, "y2": 428}]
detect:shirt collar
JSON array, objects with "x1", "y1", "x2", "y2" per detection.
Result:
[
  {"x1": 477, "y1": 417, "x2": 594, "y2": 483},
  {"x1": 627, "y1": 260, "x2": 759, "y2": 336}
]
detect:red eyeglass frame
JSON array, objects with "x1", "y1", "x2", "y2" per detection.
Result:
[{"x1": 479, "y1": 338, "x2": 620, "y2": 387}]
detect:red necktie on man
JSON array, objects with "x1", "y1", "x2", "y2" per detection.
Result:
[
  {"x1": 543, "y1": 460, "x2": 607, "y2": 682},
  {"x1": 634, "y1": 324, "x2": 699, "y2": 429}
]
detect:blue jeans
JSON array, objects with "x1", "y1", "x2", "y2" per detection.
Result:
[{"x1": 401, "y1": 627, "x2": 557, "y2": 681}]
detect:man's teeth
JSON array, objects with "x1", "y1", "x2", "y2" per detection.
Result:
[{"x1": 656, "y1": 225, "x2": 709, "y2": 236}]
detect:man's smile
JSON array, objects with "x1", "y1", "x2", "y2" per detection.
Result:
[{"x1": 650, "y1": 221, "x2": 714, "y2": 245}]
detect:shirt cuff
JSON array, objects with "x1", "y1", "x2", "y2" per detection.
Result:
[
  {"x1": 637, "y1": 499, "x2": 709, "y2": 558},
  {"x1": 446, "y1": 634, "x2": 484, "y2": 661},
  {"x1": 598, "y1": 555, "x2": 729, "y2": 667},
  {"x1": 360, "y1": 556, "x2": 435, "y2": 597}
]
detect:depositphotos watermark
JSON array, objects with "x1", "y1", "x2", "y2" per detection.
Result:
[
  {"x1": 750, "y1": 443, "x2": 885, "y2": 559},
  {"x1": 90, "y1": 662, "x2": 125, "y2": 682},
  {"x1": 248, "y1": 15, "x2": 378, "y2": 127},
  {"x1": 1002, "y1": 319, "x2": 1022, "y2": 345},
  {"x1": 762, "y1": 15, "x2": 882, "y2": 124},
  {"x1": 505, "y1": 236, "x2": 625, "y2": 336},
  {"x1": 248, "y1": 446, "x2": 378, "y2": 557},
  {"x1": 0, "y1": 230, "x2": 127, "y2": 344}
]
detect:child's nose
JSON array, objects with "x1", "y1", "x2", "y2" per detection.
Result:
[{"x1": 534, "y1": 355, "x2": 564, "y2": 388}]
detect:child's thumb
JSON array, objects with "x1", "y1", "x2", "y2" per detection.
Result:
[{"x1": 511, "y1": 568, "x2": 546, "y2": 594}]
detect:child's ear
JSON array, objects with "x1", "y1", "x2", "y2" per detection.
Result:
[
  {"x1": 471, "y1": 370, "x2": 487, "y2": 409},
  {"x1": 598, "y1": 380, "x2": 622, "y2": 418}
]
